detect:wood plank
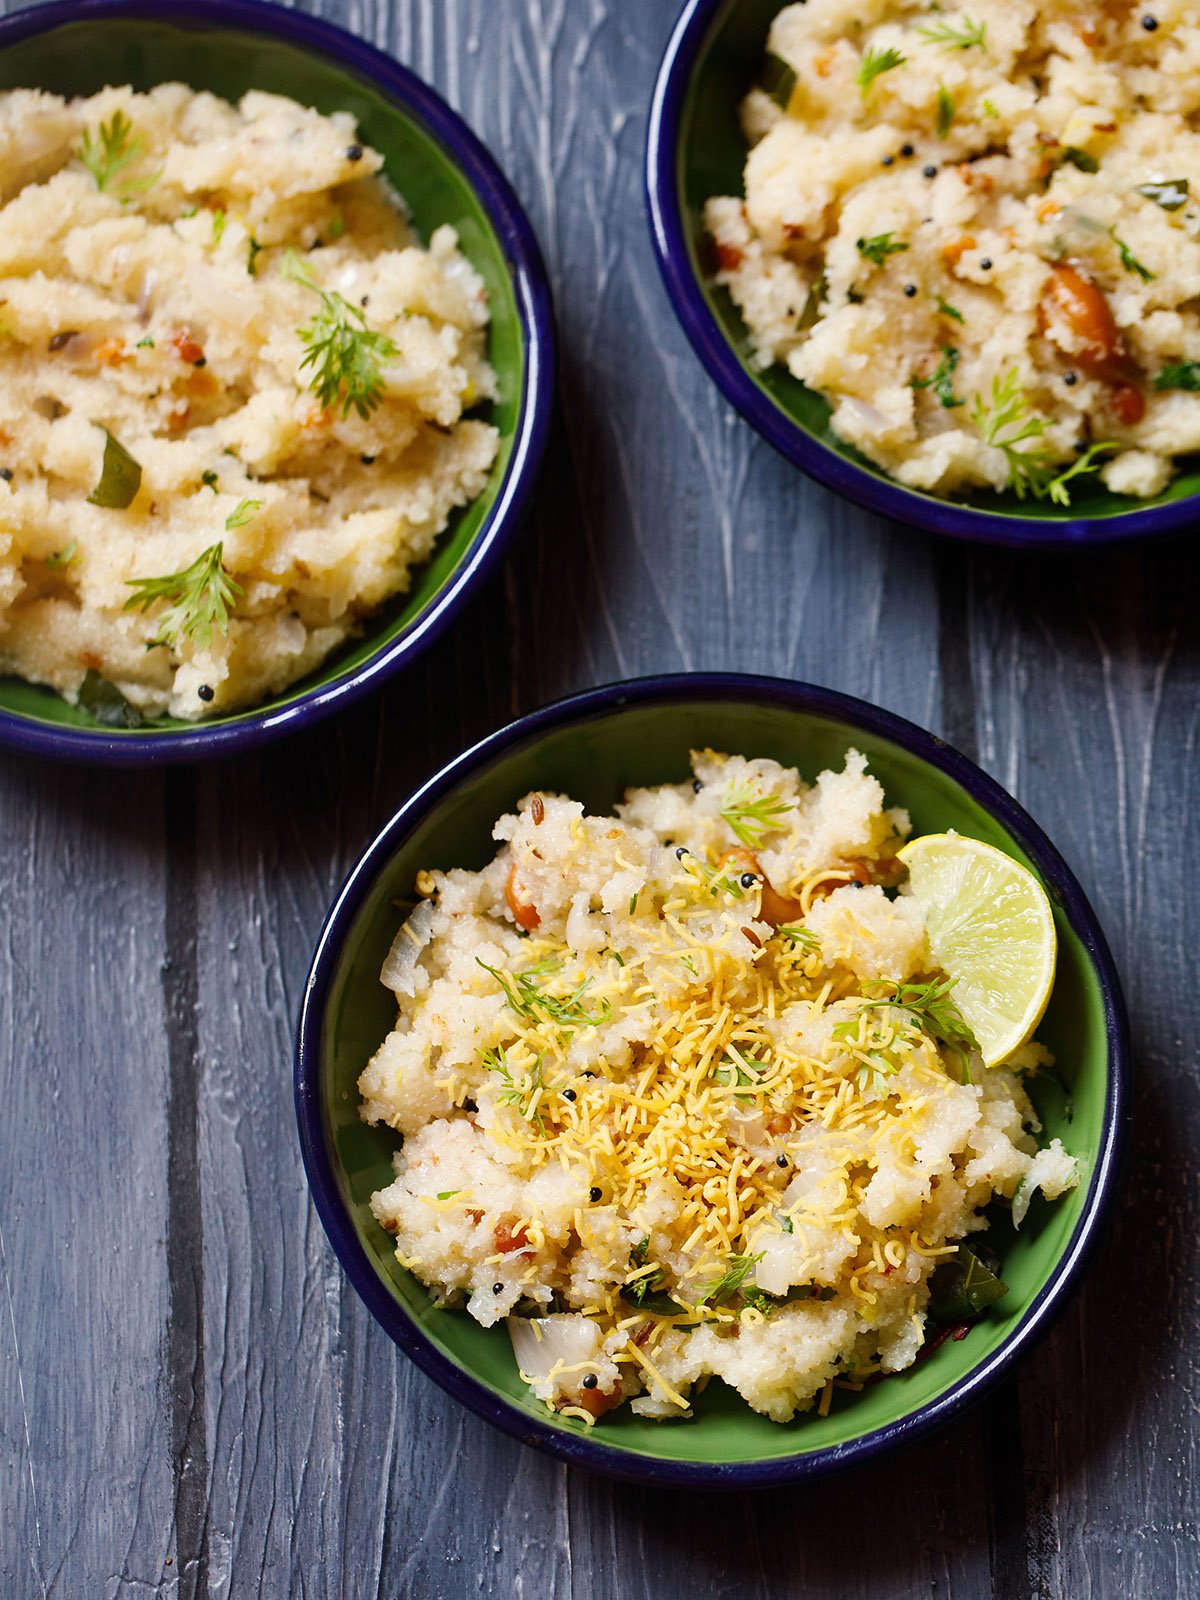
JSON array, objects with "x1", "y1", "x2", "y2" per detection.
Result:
[
  {"x1": 0, "y1": 759, "x2": 175, "y2": 1599},
  {"x1": 970, "y1": 540, "x2": 1200, "y2": 1600}
]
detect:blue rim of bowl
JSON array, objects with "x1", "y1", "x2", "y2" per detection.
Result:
[
  {"x1": 294, "y1": 671, "x2": 1130, "y2": 1488},
  {"x1": 0, "y1": 0, "x2": 555, "y2": 764},
  {"x1": 645, "y1": 0, "x2": 1196, "y2": 551}
]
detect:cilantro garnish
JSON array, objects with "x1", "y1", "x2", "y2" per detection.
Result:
[
  {"x1": 936, "y1": 85, "x2": 955, "y2": 139},
  {"x1": 482, "y1": 1046, "x2": 547, "y2": 1130},
  {"x1": 77, "y1": 110, "x2": 160, "y2": 197},
  {"x1": 857, "y1": 46, "x2": 906, "y2": 97},
  {"x1": 1154, "y1": 362, "x2": 1200, "y2": 392},
  {"x1": 285, "y1": 250, "x2": 399, "y2": 418},
  {"x1": 1136, "y1": 177, "x2": 1189, "y2": 212},
  {"x1": 777, "y1": 923, "x2": 820, "y2": 951},
  {"x1": 123, "y1": 543, "x2": 243, "y2": 650},
  {"x1": 856, "y1": 232, "x2": 910, "y2": 267},
  {"x1": 720, "y1": 782, "x2": 793, "y2": 847},
  {"x1": 694, "y1": 1252, "x2": 764, "y2": 1307},
  {"x1": 1110, "y1": 229, "x2": 1155, "y2": 281},
  {"x1": 917, "y1": 15, "x2": 986, "y2": 50},
  {"x1": 970, "y1": 369, "x2": 1117, "y2": 504},
  {"x1": 225, "y1": 497, "x2": 262, "y2": 530},
  {"x1": 476, "y1": 957, "x2": 611, "y2": 1029},
  {"x1": 912, "y1": 345, "x2": 964, "y2": 408}
]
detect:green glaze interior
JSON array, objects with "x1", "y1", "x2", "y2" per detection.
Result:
[
  {"x1": 0, "y1": 15, "x2": 525, "y2": 734},
  {"x1": 677, "y1": 0, "x2": 1200, "y2": 524},
  {"x1": 320, "y1": 697, "x2": 1111, "y2": 1467}
]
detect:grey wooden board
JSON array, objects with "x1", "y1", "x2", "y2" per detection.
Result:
[{"x1": 0, "y1": 0, "x2": 1196, "y2": 1595}]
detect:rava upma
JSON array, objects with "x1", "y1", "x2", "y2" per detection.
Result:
[
  {"x1": 359, "y1": 750, "x2": 1077, "y2": 1424},
  {"x1": 706, "y1": 0, "x2": 1200, "y2": 502},
  {"x1": 0, "y1": 85, "x2": 498, "y2": 720}
]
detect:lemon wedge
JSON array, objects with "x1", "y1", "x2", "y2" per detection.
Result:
[{"x1": 896, "y1": 833, "x2": 1057, "y2": 1067}]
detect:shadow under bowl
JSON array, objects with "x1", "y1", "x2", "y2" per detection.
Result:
[
  {"x1": 295, "y1": 672, "x2": 1129, "y2": 1486},
  {"x1": 646, "y1": 0, "x2": 1200, "y2": 549},
  {"x1": 0, "y1": 0, "x2": 554, "y2": 762}
]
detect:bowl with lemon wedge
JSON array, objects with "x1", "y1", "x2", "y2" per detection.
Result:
[{"x1": 296, "y1": 673, "x2": 1128, "y2": 1485}]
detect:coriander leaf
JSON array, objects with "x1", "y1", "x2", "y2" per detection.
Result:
[
  {"x1": 1042, "y1": 440, "x2": 1119, "y2": 506},
  {"x1": 1154, "y1": 361, "x2": 1200, "y2": 392},
  {"x1": 777, "y1": 923, "x2": 820, "y2": 951},
  {"x1": 928, "y1": 1241, "x2": 1008, "y2": 1321},
  {"x1": 936, "y1": 84, "x2": 955, "y2": 139},
  {"x1": 1110, "y1": 228, "x2": 1155, "y2": 280},
  {"x1": 476, "y1": 957, "x2": 611, "y2": 1029},
  {"x1": 912, "y1": 345, "x2": 964, "y2": 408},
  {"x1": 247, "y1": 236, "x2": 264, "y2": 277},
  {"x1": 856, "y1": 232, "x2": 910, "y2": 267},
  {"x1": 936, "y1": 295, "x2": 965, "y2": 322},
  {"x1": 981, "y1": 98, "x2": 1000, "y2": 118},
  {"x1": 201, "y1": 470, "x2": 219, "y2": 492},
  {"x1": 849, "y1": 978, "x2": 980, "y2": 1076},
  {"x1": 1062, "y1": 147, "x2": 1099, "y2": 174},
  {"x1": 87, "y1": 427, "x2": 142, "y2": 509},
  {"x1": 711, "y1": 1054, "x2": 764, "y2": 1105},
  {"x1": 123, "y1": 542, "x2": 243, "y2": 650},
  {"x1": 45, "y1": 540, "x2": 78, "y2": 570},
  {"x1": 760, "y1": 51, "x2": 797, "y2": 109},
  {"x1": 436, "y1": 1190, "x2": 460, "y2": 1201},
  {"x1": 857, "y1": 45, "x2": 906, "y2": 97},
  {"x1": 970, "y1": 368, "x2": 1056, "y2": 498},
  {"x1": 917, "y1": 15, "x2": 986, "y2": 50},
  {"x1": 225, "y1": 497, "x2": 262, "y2": 530},
  {"x1": 620, "y1": 1239, "x2": 679, "y2": 1314},
  {"x1": 481, "y1": 1045, "x2": 547, "y2": 1130},
  {"x1": 694, "y1": 1251, "x2": 764, "y2": 1307},
  {"x1": 284, "y1": 249, "x2": 398, "y2": 418},
  {"x1": 720, "y1": 781, "x2": 793, "y2": 847},
  {"x1": 77, "y1": 110, "x2": 160, "y2": 197},
  {"x1": 1136, "y1": 177, "x2": 1189, "y2": 212}
]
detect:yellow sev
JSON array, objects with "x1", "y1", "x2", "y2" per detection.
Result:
[{"x1": 414, "y1": 838, "x2": 970, "y2": 1412}]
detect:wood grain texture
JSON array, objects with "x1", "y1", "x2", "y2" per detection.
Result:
[{"x1": 0, "y1": 0, "x2": 1196, "y2": 1596}]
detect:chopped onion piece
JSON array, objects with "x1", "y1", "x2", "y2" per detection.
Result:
[
  {"x1": 506, "y1": 1313, "x2": 601, "y2": 1381},
  {"x1": 379, "y1": 898, "x2": 434, "y2": 994}
]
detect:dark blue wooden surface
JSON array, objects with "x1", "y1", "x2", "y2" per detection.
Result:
[{"x1": 1, "y1": 2, "x2": 1197, "y2": 1596}]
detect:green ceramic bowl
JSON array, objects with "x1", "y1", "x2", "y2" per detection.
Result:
[
  {"x1": 295, "y1": 674, "x2": 1129, "y2": 1486},
  {"x1": 646, "y1": 0, "x2": 1200, "y2": 547},
  {"x1": 0, "y1": 0, "x2": 553, "y2": 762}
]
